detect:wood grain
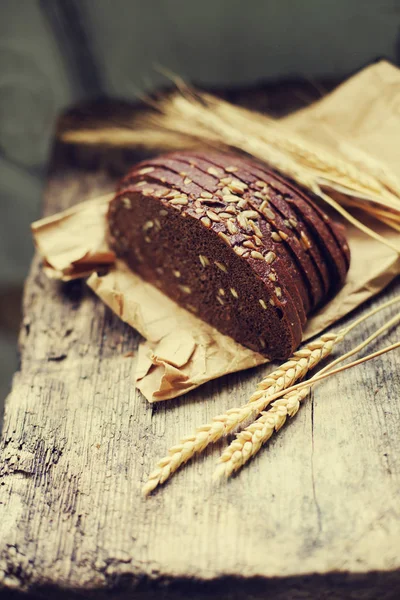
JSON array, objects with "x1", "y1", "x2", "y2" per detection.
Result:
[{"x1": 0, "y1": 107, "x2": 399, "y2": 600}]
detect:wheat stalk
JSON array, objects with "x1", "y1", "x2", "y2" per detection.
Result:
[
  {"x1": 143, "y1": 296, "x2": 400, "y2": 495},
  {"x1": 151, "y1": 93, "x2": 400, "y2": 253},
  {"x1": 335, "y1": 138, "x2": 400, "y2": 199},
  {"x1": 200, "y1": 90, "x2": 400, "y2": 199},
  {"x1": 216, "y1": 340, "x2": 400, "y2": 478},
  {"x1": 149, "y1": 95, "x2": 317, "y2": 188},
  {"x1": 142, "y1": 333, "x2": 342, "y2": 496},
  {"x1": 174, "y1": 90, "x2": 400, "y2": 211},
  {"x1": 215, "y1": 313, "x2": 400, "y2": 478},
  {"x1": 61, "y1": 82, "x2": 400, "y2": 252},
  {"x1": 204, "y1": 93, "x2": 400, "y2": 208},
  {"x1": 215, "y1": 386, "x2": 311, "y2": 479},
  {"x1": 339, "y1": 197, "x2": 400, "y2": 231}
]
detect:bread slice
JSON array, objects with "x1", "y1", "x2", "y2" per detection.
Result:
[
  {"x1": 242, "y1": 161, "x2": 349, "y2": 292},
  {"x1": 109, "y1": 151, "x2": 350, "y2": 359},
  {"x1": 256, "y1": 166, "x2": 351, "y2": 270},
  {"x1": 171, "y1": 151, "x2": 325, "y2": 312},
  {"x1": 119, "y1": 169, "x2": 303, "y2": 343},
  {"x1": 132, "y1": 157, "x2": 309, "y2": 325},
  {"x1": 175, "y1": 150, "x2": 349, "y2": 307},
  {"x1": 108, "y1": 182, "x2": 302, "y2": 360}
]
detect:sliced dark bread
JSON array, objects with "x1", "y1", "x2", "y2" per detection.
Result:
[
  {"x1": 242, "y1": 161, "x2": 349, "y2": 291},
  {"x1": 171, "y1": 151, "x2": 319, "y2": 314},
  {"x1": 253, "y1": 165, "x2": 351, "y2": 269},
  {"x1": 109, "y1": 151, "x2": 350, "y2": 359},
  {"x1": 185, "y1": 151, "x2": 346, "y2": 303},
  {"x1": 122, "y1": 170, "x2": 304, "y2": 339},
  {"x1": 109, "y1": 182, "x2": 302, "y2": 359},
  {"x1": 175, "y1": 151, "x2": 325, "y2": 312},
  {"x1": 132, "y1": 157, "x2": 308, "y2": 324}
]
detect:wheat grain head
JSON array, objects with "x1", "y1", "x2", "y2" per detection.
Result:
[{"x1": 142, "y1": 331, "x2": 344, "y2": 495}]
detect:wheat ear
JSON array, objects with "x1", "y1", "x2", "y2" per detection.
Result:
[
  {"x1": 142, "y1": 333, "x2": 342, "y2": 496},
  {"x1": 215, "y1": 314, "x2": 400, "y2": 479},
  {"x1": 205, "y1": 94, "x2": 400, "y2": 209},
  {"x1": 143, "y1": 296, "x2": 400, "y2": 495},
  {"x1": 158, "y1": 93, "x2": 400, "y2": 253}
]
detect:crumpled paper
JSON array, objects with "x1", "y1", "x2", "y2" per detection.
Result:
[
  {"x1": 31, "y1": 194, "x2": 116, "y2": 280},
  {"x1": 32, "y1": 61, "x2": 400, "y2": 402}
]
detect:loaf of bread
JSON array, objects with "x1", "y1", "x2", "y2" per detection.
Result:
[{"x1": 107, "y1": 150, "x2": 350, "y2": 360}]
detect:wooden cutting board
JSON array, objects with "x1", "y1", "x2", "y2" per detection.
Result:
[{"x1": 0, "y1": 95, "x2": 399, "y2": 600}]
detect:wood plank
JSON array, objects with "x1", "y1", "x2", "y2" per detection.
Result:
[{"x1": 0, "y1": 103, "x2": 399, "y2": 600}]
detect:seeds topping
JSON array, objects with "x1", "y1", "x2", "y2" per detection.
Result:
[
  {"x1": 138, "y1": 167, "x2": 155, "y2": 175},
  {"x1": 226, "y1": 220, "x2": 238, "y2": 234},
  {"x1": 201, "y1": 216, "x2": 212, "y2": 228},
  {"x1": 222, "y1": 194, "x2": 240, "y2": 203},
  {"x1": 170, "y1": 197, "x2": 188, "y2": 205},
  {"x1": 178, "y1": 284, "x2": 192, "y2": 294},
  {"x1": 261, "y1": 206, "x2": 275, "y2": 220},
  {"x1": 242, "y1": 210, "x2": 259, "y2": 220},
  {"x1": 243, "y1": 240, "x2": 257, "y2": 250},
  {"x1": 218, "y1": 231, "x2": 231, "y2": 245},
  {"x1": 237, "y1": 213, "x2": 249, "y2": 231},
  {"x1": 265, "y1": 251, "x2": 276, "y2": 264},
  {"x1": 207, "y1": 166, "x2": 221, "y2": 176},
  {"x1": 229, "y1": 180, "x2": 248, "y2": 194},
  {"x1": 259, "y1": 299, "x2": 267, "y2": 309},
  {"x1": 249, "y1": 221, "x2": 263, "y2": 238},
  {"x1": 165, "y1": 190, "x2": 182, "y2": 199},
  {"x1": 271, "y1": 232, "x2": 282, "y2": 242},
  {"x1": 215, "y1": 261, "x2": 228, "y2": 273},
  {"x1": 186, "y1": 304, "x2": 198, "y2": 313},
  {"x1": 199, "y1": 254, "x2": 210, "y2": 267},
  {"x1": 206, "y1": 210, "x2": 221, "y2": 222},
  {"x1": 300, "y1": 231, "x2": 311, "y2": 249}
]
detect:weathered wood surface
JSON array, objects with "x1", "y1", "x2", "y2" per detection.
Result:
[{"x1": 0, "y1": 104, "x2": 400, "y2": 600}]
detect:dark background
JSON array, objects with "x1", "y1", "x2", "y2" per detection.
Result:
[{"x1": 1, "y1": 0, "x2": 400, "y2": 424}]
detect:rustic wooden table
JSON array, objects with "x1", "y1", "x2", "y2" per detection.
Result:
[{"x1": 0, "y1": 94, "x2": 399, "y2": 600}]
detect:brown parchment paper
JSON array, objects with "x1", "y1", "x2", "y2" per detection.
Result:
[
  {"x1": 31, "y1": 194, "x2": 116, "y2": 280},
  {"x1": 32, "y1": 61, "x2": 400, "y2": 402}
]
